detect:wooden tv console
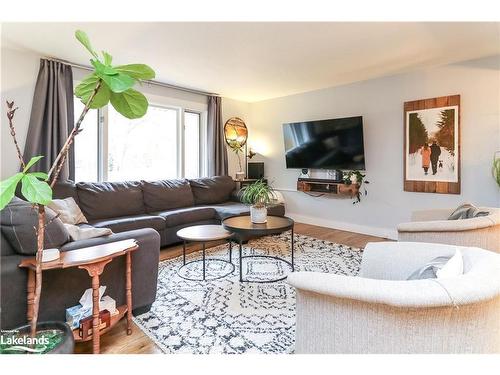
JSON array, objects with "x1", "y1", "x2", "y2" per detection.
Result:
[{"x1": 297, "y1": 178, "x2": 360, "y2": 197}]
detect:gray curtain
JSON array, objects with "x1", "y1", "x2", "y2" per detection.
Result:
[
  {"x1": 23, "y1": 59, "x2": 74, "y2": 180},
  {"x1": 207, "y1": 96, "x2": 228, "y2": 176}
]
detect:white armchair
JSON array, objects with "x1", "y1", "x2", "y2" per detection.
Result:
[
  {"x1": 397, "y1": 207, "x2": 500, "y2": 252},
  {"x1": 287, "y1": 242, "x2": 500, "y2": 354}
]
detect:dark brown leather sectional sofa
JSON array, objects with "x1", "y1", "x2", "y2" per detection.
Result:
[
  {"x1": 53, "y1": 175, "x2": 285, "y2": 247},
  {"x1": 0, "y1": 175, "x2": 285, "y2": 329}
]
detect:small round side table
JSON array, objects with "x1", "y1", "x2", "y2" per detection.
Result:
[{"x1": 176, "y1": 225, "x2": 235, "y2": 281}]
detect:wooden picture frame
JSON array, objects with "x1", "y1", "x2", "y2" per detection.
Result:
[{"x1": 404, "y1": 95, "x2": 461, "y2": 194}]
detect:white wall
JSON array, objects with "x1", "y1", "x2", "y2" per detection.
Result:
[
  {"x1": 248, "y1": 56, "x2": 500, "y2": 238},
  {"x1": 1, "y1": 47, "x2": 40, "y2": 179}
]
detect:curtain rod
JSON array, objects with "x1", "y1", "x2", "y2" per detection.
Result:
[{"x1": 43, "y1": 57, "x2": 220, "y2": 97}]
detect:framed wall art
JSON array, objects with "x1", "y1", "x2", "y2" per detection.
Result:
[{"x1": 404, "y1": 95, "x2": 460, "y2": 194}]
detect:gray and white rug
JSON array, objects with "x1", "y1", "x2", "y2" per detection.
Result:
[{"x1": 133, "y1": 232, "x2": 363, "y2": 354}]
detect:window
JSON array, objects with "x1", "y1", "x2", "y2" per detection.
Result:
[
  {"x1": 184, "y1": 111, "x2": 201, "y2": 179},
  {"x1": 74, "y1": 98, "x2": 205, "y2": 182},
  {"x1": 74, "y1": 99, "x2": 99, "y2": 182}
]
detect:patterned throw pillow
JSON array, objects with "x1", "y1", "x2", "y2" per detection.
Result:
[{"x1": 448, "y1": 203, "x2": 489, "y2": 220}]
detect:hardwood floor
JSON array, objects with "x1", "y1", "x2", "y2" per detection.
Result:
[{"x1": 74, "y1": 222, "x2": 388, "y2": 354}]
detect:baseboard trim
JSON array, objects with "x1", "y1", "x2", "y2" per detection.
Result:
[{"x1": 287, "y1": 212, "x2": 398, "y2": 240}]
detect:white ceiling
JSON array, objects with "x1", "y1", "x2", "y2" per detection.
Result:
[{"x1": 2, "y1": 22, "x2": 499, "y2": 102}]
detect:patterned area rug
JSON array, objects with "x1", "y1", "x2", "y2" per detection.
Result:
[{"x1": 133, "y1": 232, "x2": 363, "y2": 354}]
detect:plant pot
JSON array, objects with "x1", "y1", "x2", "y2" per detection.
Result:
[
  {"x1": 235, "y1": 171, "x2": 245, "y2": 181},
  {"x1": 1, "y1": 321, "x2": 74, "y2": 354},
  {"x1": 250, "y1": 205, "x2": 267, "y2": 223}
]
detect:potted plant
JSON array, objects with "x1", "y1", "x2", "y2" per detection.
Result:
[
  {"x1": 493, "y1": 152, "x2": 500, "y2": 188},
  {"x1": 239, "y1": 179, "x2": 276, "y2": 223},
  {"x1": 343, "y1": 170, "x2": 370, "y2": 204},
  {"x1": 0, "y1": 30, "x2": 154, "y2": 354}
]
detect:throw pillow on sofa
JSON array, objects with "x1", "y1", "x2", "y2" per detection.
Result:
[
  {"x1": 0, "y1": 197, "x2": 70, "y2": 255},
  {"x1": 48, "y1": 197, "x2": 88, "y2": 225},
  {"x1": 407, "y1": 249, "x2": 464, "y2": 280},
  {"x1": 448, "y1": 203, "x2": 489, "y2": 220}
]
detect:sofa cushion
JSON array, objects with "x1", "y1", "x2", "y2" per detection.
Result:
[
  {"x1": 212, "y1": 202, "x2": 286, "y2": 220},
  {"x1": 212, "y1": 202, "x2": 250, "y2": 220},
  {"x1": 0, "y1": 197, "x2": 70, "y2": 255},
  {"x1": 77, "y1": 181, "x2": 145, "y2": 220},
  {"x1": 153, "y1": 207, "x2": 216, "y2": 227},
  {"x1": 52, "y1": 180, "x2": 79, "y2": 203},
  {"x1": 189, "y1": 176, "x2": 236, "y2": 205},
  {"x1": 142, "y1": 179, "x2": 194, "y2": 212},
  {"x1": 89, "y1": 214, "x2": 166, "y2": 233}
]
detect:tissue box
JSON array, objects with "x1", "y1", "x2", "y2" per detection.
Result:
[
  {"x1": 66, "y1": 296, "x2": 118, "y2": 329},
  {"x1": 66, "y1": 304, "x2": 92, "y2": 330},
  {"x1": 100, "y1": 296, "x2": 118, "y2": 316}
]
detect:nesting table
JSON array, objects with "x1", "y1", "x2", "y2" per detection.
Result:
[
  {"x1": 176, "y1": 225, "x2": 235, "y2": 281},
  {"x1": 222, "y1": 215, "x2": 295, "y2": 283}
]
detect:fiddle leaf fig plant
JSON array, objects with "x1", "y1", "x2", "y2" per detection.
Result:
[
  {"x1": 0, "y1": 29, "x2": 155, "y2": 349},
  {"x1": 74, "y1": 30, "x2": 154, "y2": 119}
]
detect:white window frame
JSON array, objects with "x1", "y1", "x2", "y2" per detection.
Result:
[{"x1": 76, "y1": 102, "x2": 207, "y2": 182}]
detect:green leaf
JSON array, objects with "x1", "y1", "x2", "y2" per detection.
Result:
[
  {"x1": 114, "y1": 64, "x2": 155, "y2": 80},
  {"x1": 75, "y1": 30, "x2": 98, "y2": 59},
  {"x1": 110, "y1": 89, "x2": 148, "y2": 119},
  {"x1": 74, "y1": 74, "x2": 109, "y2": 109},
  {"x1": 23, "y1": 156, "x2": 44, "y2": 173},
  {"x1": 28, "y1": 172, "x2": 49, "y2": 181},
  {"x1": 91, "y1": 59, "x2": 118, "y2": 76},
  {"x1": 21, "y1": 175, "x2": 52, "y2": 205},
  {"x1": 0, "y1": 173, "x2": 24, "y2": 210},
  {"x1": 102, "y1": 51, "x2": 113, "y2": 66},
  {"x1": 95, "y1": 69, "x2": 135, "y2": 93}
]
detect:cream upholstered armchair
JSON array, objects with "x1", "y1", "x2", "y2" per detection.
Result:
[
  {"x1": 287, "y1": 242, "x2": 500, "y2": 354},
  {"x1": 397, "y1": 207, "x2": 500, "y2": 252}
]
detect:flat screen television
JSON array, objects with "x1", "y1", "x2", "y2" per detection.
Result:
[{"x1": 283, "y1": 116, "x2": 365, "y2": 170}]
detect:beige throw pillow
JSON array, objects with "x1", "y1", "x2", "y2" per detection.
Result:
[{"x1": 48, "y1": 197, "x2": 88, "y2": 225}]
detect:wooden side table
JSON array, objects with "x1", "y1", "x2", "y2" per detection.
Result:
[{"x1": 19, "y1": 239, "x2": 138, "y2": 354}]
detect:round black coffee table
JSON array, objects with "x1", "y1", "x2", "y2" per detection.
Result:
[{"x1": 222, "y1": 215, "x2": 295, "y2": 283}]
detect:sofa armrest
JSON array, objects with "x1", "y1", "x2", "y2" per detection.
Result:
[
  {"x1": 410, "y1": 208, "x2": 454, "y2": 222},
  {"x1": 397, "y1": 216, "x2": 497, "y2": 233},
  {"x1": 230, "y1": 189, "x2": 241, "y2": 202},
  {"x1": 60, "y1": 228, "x2": 160, "y2": 252},
  {"x1": 287, "y1": 271, "x2": 457, "y2": 308}
]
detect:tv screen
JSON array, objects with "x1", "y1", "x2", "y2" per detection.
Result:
[{"x1": 283, "y1": 116, "x2": 365, "y2": 170}]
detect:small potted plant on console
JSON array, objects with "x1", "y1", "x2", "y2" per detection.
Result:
[{"x1": 239, "y1": 179, "x2": 276, "y2": 223}]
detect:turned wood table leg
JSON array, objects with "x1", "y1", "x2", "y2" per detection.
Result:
[
  {"x1": 26, "y1": 269, "x2": 35, "y2": 322},
  {"x1": 126, "y1": 252, "x2": 132, "y2": 335},
  {"x1": 80, "y1": 259, "x2": 110, "y2": 354},
  {"x1": 91, "y1": 272, "x2": 101, "y2": 354}
]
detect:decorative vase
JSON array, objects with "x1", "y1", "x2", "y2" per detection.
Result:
[
  {"x1": 235, "y1": 171, "x2": 245, "y2": 181},
  {"x1": 250, "y1": 205, "x2": 267, "y2": 223}
]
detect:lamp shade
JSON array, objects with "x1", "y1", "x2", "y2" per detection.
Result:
[{"x1": 224, "y1": 117, "x2": 248, "y2": 150}]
